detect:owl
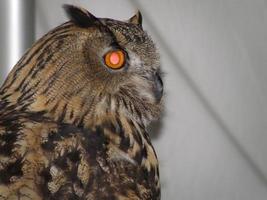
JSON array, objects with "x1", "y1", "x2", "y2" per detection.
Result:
[{"x1": 0, "y1": 4, "x2": 163, "y2": 200}]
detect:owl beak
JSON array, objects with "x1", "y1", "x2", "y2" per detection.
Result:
[{"x1": 153, "y1": 72, "x2": 163, "y2": 103}]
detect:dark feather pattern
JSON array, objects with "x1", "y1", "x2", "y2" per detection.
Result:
[
  {"x1": 0, "y1": 4, "x2": 162, "y2": 200},
  {"x1": 128, "y1": 11, "x2": 143, "y2": 27},
  {"x1": 0, "y1": 103, "x2": 160, "y2": 199},
  {"x1": 63, "y1": 4, "x2": 99, "y2": 28}
]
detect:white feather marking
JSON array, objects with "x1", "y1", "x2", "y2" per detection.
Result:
[{"x1": 110, "y1": 147, "x2": 137, "y2": 165}]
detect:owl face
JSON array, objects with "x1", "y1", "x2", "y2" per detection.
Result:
[{"x1": 59, "y1": 5, "x2": 164, "y2": 126}]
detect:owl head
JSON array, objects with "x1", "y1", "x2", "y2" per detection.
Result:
[{"x1": 4, "y1": 5, "x2": 163, "y2": 127}]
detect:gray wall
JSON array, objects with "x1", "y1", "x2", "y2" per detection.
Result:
[{"x1": 2, "y1": 0, "x2": 267, "y2": 199}]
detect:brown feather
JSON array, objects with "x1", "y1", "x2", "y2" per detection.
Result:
[{"x1": 0, "y1": 4, "x2": 163, "y2": 200}]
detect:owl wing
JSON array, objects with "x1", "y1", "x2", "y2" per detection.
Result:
[{"x1": 0, "y1": 109, "x2": 158, "y2": 200}]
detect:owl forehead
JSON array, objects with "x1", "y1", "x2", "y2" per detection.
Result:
[{"x1": 101, "y1": 18, "x2": 148, "y2": 44}]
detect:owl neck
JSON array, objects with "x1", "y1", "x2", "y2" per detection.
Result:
[
  {"x1": 0, "y1": 79, "x2": 148, "y2": 130},
  {"x1": 0, "y1": 82, "x2": 158, "y2": 167}
]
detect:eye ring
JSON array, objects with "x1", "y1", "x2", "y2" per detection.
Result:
[{"x1": 104, "y1": 49, "x2": 126, "y2": 70}]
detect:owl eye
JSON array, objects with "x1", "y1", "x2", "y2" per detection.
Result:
[{"x1": 104, "y1": 50, "x2": 126, "y2": 70}]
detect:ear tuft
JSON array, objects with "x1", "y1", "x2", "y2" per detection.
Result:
[
  {"x1": 63, "y1": 4, "x2": 98, "y2": 27},
  {"x1": 128, "y1": 11, "x2": 143, "y2": 26}
]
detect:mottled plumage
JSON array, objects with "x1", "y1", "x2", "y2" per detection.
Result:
[{"x1": 0, "y1": 5, "x2": 163, "y2": 200}]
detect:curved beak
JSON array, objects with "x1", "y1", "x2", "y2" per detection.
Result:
[{"x1": 153, "y1": 72, "x2": 163, "y2": 103}]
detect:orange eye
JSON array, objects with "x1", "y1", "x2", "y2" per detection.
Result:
[{"x1": 104, "y1": 50, "x2": 125, "y2": 69}]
